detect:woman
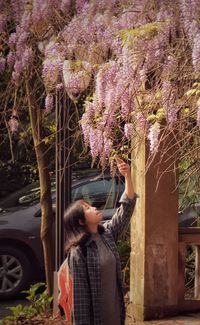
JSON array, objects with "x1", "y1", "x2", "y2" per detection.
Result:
[{"x1": 63, "y1": 158, "x2": 137, "y2": 325}]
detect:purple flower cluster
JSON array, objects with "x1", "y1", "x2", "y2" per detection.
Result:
[
  {"x1": 65, "y1": 71, "x2": 90, "y2": 97},
  {"x1": 7, "y1": 12, "x2": 32, "y2": 84},
  {"x1": 61, "y1": 3, "x2": 115, "y2": 62},
  {"x1": 42, "y1": 42, "x2": 64, "y2": 91},
  {"x1": 124, "y1": 123, "x2": 134, "y2": 140},
  {"x1": 163, "y1": 56, "x2": 177, "y2": 77},
  {"x1": 11, "y1": 0, "x2": 26, "y2": 22},
  {"x1": 32, "y1": 0, "x2": 47, "y2": 24},
  {"x1": 192, "y1": 34, "x2": 200, "y2": 71},
  {"x1": 180, "y1": 0, "x2": 200, "y2": 71},
  {"x1": 121, "y1": 87, "x2": 133, "y2": 119},
  {"x1": 96, "y1": 62, "x2": 120, "y2": 107},
  {"x1": 104, "y1": 136, "x2": 113, "y2": 157},
  {"x1": 162, "y1": 81, "x2": 178, "y2": 123},
  {"x1": 60, "y1": 0, "x2": 71, "y2": 13},
  {"x1": 43, "y1": 59, "x2": 62, "y2": 90},
  {"x1": 148, "y1": 122, "x2": 160, "y2": 153},
  {"x1": 89, "y1": 127, "x2": 104, "y2": 160},
  {"x1": 0, "y1": 14, "x2": 6, "y2": 32},
  {"x1": 81, "y1": 102, "x2": 95, "y2": 145},
  {"x1": 8, "y1": 33, "x2": 17, "y2": 50},
  {"x1": 8, "y1": 116, "x2": 19, "y2": 133},
  {"x1": 76, "y1": 0, "x2": 88, "y2": 14},
  {"x1": 31, "y1": 0, "x2": 61, "y2": 27},
  {"x1": 3, "y1": 0, "x2": 200, "y2": 166},
  {"x1": 81, "y1": 122, "x2": 90, "y2": 146},
  {"x1": 56, "y1": 83, "x2": 64, "y2": 90},
  {"x1": 45, "y1": 94, "x2": 53, "y2": 113},
  {"x1": 135, "y1": 112, "x2": 146, "y2": 133}
]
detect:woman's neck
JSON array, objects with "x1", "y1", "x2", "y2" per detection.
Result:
[{"x1": 88, "y1": 224, "x2": 98, "y2": 233}]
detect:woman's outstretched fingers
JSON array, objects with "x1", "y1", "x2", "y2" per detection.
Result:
[{"x1": 115, "y1": 156, "x2": 130, "y2": 177}]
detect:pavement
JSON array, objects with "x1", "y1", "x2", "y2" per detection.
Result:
[
  {"x1": 125, "y1": 313, "x2": 200, "y2": 325},
  {"x1": 1, "y1": 299, "x2": 200, "y2": 324},
  {"x1": 0, "y1": 298, "x2": 29, "y2": 320}
]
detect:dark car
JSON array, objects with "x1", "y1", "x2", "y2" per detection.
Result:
[{"x1": 0, "y1": 170, "x2": 124, "y2": 299}]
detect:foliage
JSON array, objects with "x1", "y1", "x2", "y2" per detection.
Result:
[
  {"x1": 0, "y1": 283, "x2": 53, "y2": 325},
  {"x1": 0, "y1": 0, "x2": 199, "y2": 186},
  {"x1": 0, "y1": 114, "x2": 57, "y2": 198},
  {"x1": 117, "y1": 237, "x2": 131, "y2": 291},
  {"x1": 0, "y1": 161, "x2": 38, "y2": 198}
]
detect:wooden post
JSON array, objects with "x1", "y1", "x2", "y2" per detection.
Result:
[{"x1": 130, "y1": 138, "x2": 179, "y2": 320}]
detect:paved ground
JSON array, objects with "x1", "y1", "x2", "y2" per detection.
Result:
[
  {"x1": 1, "y1": 299, "x2": 200, "y2": 324},
  {"x1": 125, "y1": 313, "x2": 200, "y2": 325},
  {"x1": 0, "y1": 298, "x2": 29, "y2": 320}
]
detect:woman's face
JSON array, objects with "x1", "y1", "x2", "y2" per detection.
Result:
[{"x1": 81, "y1": 201, "x2": 103, "y2": 227}]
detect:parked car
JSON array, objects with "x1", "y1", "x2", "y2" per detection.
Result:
[
  {"x1": 0, "y1": 170, "x2": 124, "y2": 299},
  {"x1": 0, "y1": 168, "x2": 198, "y2": 300}
]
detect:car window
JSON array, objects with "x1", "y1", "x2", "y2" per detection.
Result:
[
  {"x1": 0, "y1": 180, "x2": 56, "y2": 210},
  {"x1": 72, "y1": 178, "x2": 122, "y2": 209}
]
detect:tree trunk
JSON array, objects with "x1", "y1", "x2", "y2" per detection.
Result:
[{"x1": 25, "y1": 79, "x2": 54, "y2": 295}]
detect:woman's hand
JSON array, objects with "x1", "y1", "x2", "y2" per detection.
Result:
[
  {"x1": 115, "y1": 156, "x2": 135, "y2": 199},
  {"x1": 115, "y1": 156, "x2": 131, "y2": 178}
]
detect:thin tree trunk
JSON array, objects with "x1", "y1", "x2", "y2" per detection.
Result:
[{"x1": 25, "y1": 79, "x2": 54, "y2": 295}]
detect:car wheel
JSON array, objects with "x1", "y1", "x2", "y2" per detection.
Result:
[{"x1": 0, "y1": 246, "x2": 33, "y2": 299}]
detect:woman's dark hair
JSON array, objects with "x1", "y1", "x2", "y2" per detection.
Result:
[{"x1": 64, "y1": 200, "x2": 90, "y2": 252}]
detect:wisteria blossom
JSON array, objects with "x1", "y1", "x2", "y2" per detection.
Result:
[
  {"x1": 162, "y1": 81, "x2": 179, "y2": 123},
  {"x1": 45, "y1": 94, "x2": 54, "y2": 113},
  {"x1": 1, "y1": 0, "x2": 200, "y2": 168},
  {"x1": 148, "y1": 122, "x2": 161, "y2": 153},
  {"x1": 124, "y1": 123, "x2": 134, "y2": 140},
  {"x1": 8, "y1": 116, "x2": 19, "y2": 133},
  {"x1": 104, "y1": 136, "x2": 113, "y2": 158},
  {"x1": 7, "y1": 12, "x2": 32, "y2": 84},
  {"x1": 192, "y1": 33, "x2": 200, "y2": 71},
  {"x1": 60, "y1": 0, "x2": 71, "y2": 13},
  {"x1": 43, "y1": 42, "x2": 65, "y2": 91},
  {"x1": 0, "y1": 14, "x2": 6, "y2": 32}
]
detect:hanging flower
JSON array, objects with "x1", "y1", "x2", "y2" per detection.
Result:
[
  {"x1": 8, "y1": 116, "x2": 19, "y2": 133},
  {"x1": 63, "y1": 60, "x2": 91, "y2": 99},
  {"x1": 45, "y1": 94, "x2": 53, "y2": 113},
  {"x1": 124, "y1": 123, "x2": 134, "y2": 140},
  {"x1": 148, "y1": 122, "x2": 161, "y2": 153}
]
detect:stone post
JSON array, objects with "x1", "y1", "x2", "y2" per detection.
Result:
[{"x1": 130, "y1": 139, "x2": 178, "y2": 320}]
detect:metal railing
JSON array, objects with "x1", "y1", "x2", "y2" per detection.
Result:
[{"x1": 178, "y1": 227, "x2": 200, "y2": 312}]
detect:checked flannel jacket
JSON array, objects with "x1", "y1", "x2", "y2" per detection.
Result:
[{"x1": 68, "y1": 192, "x2": 138, "y2": 325}]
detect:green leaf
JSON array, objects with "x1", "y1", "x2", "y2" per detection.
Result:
[
  {"x1": 147, "y1": 114, "x2": 156, "y2": 122},
  {"x1": 192, "y1": 82, "x2": 200, "y2": 87},
  {"x1": 119, "y1": 21, "x2": 163, "y2": 45},
  {"x1": 185, "y1": 89, "x2": 198, "y2": 96}
]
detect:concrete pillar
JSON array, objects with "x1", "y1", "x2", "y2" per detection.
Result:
[{"x1": 130, "y1": 139, "x2": 178, "y2": 320}]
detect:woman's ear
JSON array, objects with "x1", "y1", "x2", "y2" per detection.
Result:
[{"x1": 79, "y1": 219, "x2": 85, "y2": 226}]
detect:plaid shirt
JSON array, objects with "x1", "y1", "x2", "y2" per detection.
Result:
[{"x1": 69, "y1": 192, "x2": 138, "y2": 325}]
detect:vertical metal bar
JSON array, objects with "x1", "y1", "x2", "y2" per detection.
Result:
[
  {"x1": 55, "y1": 90, "x2": 61, "y2": 272},
  {"x1": 54, "y1": 90, "x2": 72, "y2": 316},
  {"x1": 55, "y1": 90, "x2": 72, "y2": 272}
]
